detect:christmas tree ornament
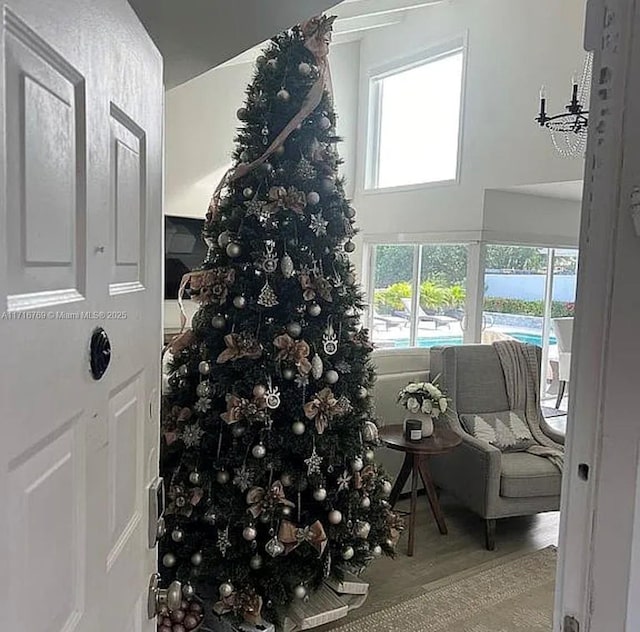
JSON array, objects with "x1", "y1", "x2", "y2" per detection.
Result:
[
  {"x1": 243, "y1": 525, "x2": 258, "y2": 541},
  {"x1": 262, "y1": 240, "x2": 279, "y2": 273},
  {"x1": 322, "y1": 323, "x2": 338, "y2": 355},
  {"x1": 357, "y1": 386, "x2": 369, "y2": 399},
  {"x1": 211, "y1": 314, "x2": 226, "y2": 329},
  {"x1": 193, "y1": 397, "x2": 212, "y2": 414},
  {"x1": 178, "y1": 364, "x2": 189, "y2": 377},
  {"x1": 265, "y1": 382, "x2": 281, "y2": 409},
  {"x1": 381, "y1": 480, "x2": 393, "y2": 497},
  {"x1": 321, "y1": 177, "x2": 335, "y2": 193},
  {"x1": 233, "y1": 465, "x2": 253, "y2": 492},
  {"x1": 342, "y1": 546, "x2": 355, "y2": 560},
  {"x1": 313, "y1": 487, "x2": 327, "y2": 502},
  {"x1": 249, "y1": 554, "x2": 264, "y2": 570},
  {"x1": 216, "y1": 469, "x2": 230, "y2": 484},
  {"x1": 363, "y1": 420, "x2": 378, "y2": 441},
  {"x1": 295, "y1": 157, "x2": 316, "y2": 180},
  {"x1": 355, "y1": 521, "x2": 371, "y2": 539},
  {"x1": 189, "y1": 470, "x2": 202, "y2": 485},
  {"x1": 307, "y1": 302, "x2": 321, "y2": 317},
  {"x1": 345, "y1": 206, "x2": 356, "y2": 219},
  {"x1": 253, "y1": 384, "x2": 266, "y2": 398},
  {"x1": 298, "y1": 62, "x2": 312, "y2": 76},
  {"x1": 292, "y1": 420, "x2": 306, "y2": 435},
  {"x1": 203, "y1": 507, "x2": 217, "y2": 525},
  {"x1": 286, "y1": 322, "x2": 302, "y2": 338},
  {"x1": 325, "y1": 369, "x2": 339, "y2": 384},
  {"x1": 351, "y1": 456, "x2": 364, "y2": 472},
  {"x1": 328, "y1": 509, "x2": 342, "y2": 525},
  {"x1": 162, "y1": 553, "x2": 177, "y2": 568},
  {"x1": 246, "y1": 197, "x2": 269, "y2": 224},
  {"x1": 233, "y1": 295, "x2": 247, "y2": 309},
  {"x1": 281, "y1": 472, "x2": 293, "y2": 487},
  {"x1": 293, "y1": 584, "x2": 307, "y2": 599},
  {"x1": 277, "y1": 88, "x2": 290, "y2": 102},
  {"x1": 372, "y1": 544, "x2": 383, "y2": 558},
  {"x1": 365, "y1": 449, "x2": 376, "y2": 462},
  {"x1": 191, "y1": 551, "x2": 203, "y2": 566},
  {"x1": 337, "y1": 469, "x2": 352, "y2": 491},
  {"x1": 219, "y1": 582, "x2": 234, "y2": 598},
  {"x1": 240, "y1": 150, "x2": 249, "y2": 162},
  {"x1": 282, "y1": 367, "x2": 295, "y2": 380},
  {"x1": 181, "y1": 423, "x2": 204, "y2": 448},
  {"x1": 198, "y1": 360, "x2": 211, "y2": 376},
  {"x1": 309, "y1": 213, "x2": 328, "y2": 236},
  {"x1": 237, "y1": 107, "x2": 248, "y2": 120},
  {"x1": 319, "y1": 116, "x2": 331, "y2": 130},
  {"x1": 304, "y1": 441, "x2": 323, "y2": 475},
  {"x1": 307, "y1": 191, "x2": 320, "y2": 206},
  {"x1": 345, "y1": 272, "x2": 356, "y2": 286},
  {"x1": 171, "y1": 528, "x2": 185, "y2": 542},
  {"x1": 282, "y1": 506, "x2": 293, "y2": 517},
  {"x1": 344, "y1": 306, "x2": 355, "y2": 318},
  {"x1": 361, "y1": 495, "x2": 371, "y2": 509},
  {"x1": 281, "y1": 253, "x2": 295, "y2": 278},
  {"x1": 257, "y1": 280, "x2": 279, "y2": 307},
  {"x1": 217, "y1": 526, "x2": 231, "y2": 557},
  {"x1": 231, "y1": 423, "x2": 246, "y2": 438},
  {"x1": 243, "y1": 187, "x2": 254, "y2": 199},
  {"x1": 311, "y1": 354, "x2": 324, "y2": 379},
  {"x1": 252, "y1": 442, "x2": 267, "y2": 459},
  {"x1": 196, "y1": 381, "x2": 211, "y2": 398},
  {"x1": 344, "y1": 240, "x2": 356, "y2": 253},
  {"x1": 226, "y1": 242, "x2": 242, "y2": 258},
  {"x1": 182, "y1": 583, "x2": 196, "y2": 599},
  {"x1": 266, "y1": 58, "x2": 277, "y2": 69},
  {"x1": 265, "y1": 536, "x2": 285, "y2": 558},
  {"x1": 261, "y1": 123, "x2": 270, "y2": 145}
]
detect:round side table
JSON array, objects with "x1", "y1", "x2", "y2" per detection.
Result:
[{"x1": 380, "y1": 423, "x2": 462, "y2": 557}]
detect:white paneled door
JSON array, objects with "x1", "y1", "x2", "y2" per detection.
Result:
[{"x1": 0, "y1": 0, "x2": 163, "y2": 631}]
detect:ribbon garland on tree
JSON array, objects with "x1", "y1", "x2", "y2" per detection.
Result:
[{"x1": 278, "y1": 519, "x2": 328, "y2": 556}]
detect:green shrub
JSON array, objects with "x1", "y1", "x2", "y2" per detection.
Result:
[
  {"x1": 374, "y1": 280, "x2": 467, "y2": 314},
  {"x1": 483, "y1": 297, "x2": 575, "y2": 318}
]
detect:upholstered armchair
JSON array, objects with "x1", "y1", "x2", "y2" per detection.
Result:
[{"x1": 428, "y1": 345, "x2": 564, "y2": 550}]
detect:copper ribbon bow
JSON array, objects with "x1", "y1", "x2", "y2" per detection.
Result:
[
  {"x1": 354, "y1": 465, "x2": 377, "y2": 491},
  {"x1": 303, "y1": 387, "x2": 350, "y2": 434},
  {"x1": 167, "y1": 329, "x2": 196, "y2": 355},
  {"x1": 300, "y1": 273, "x2": 333, "y2": 302},
  {"x1": 265, "y1": 185, "x2": 307, "y2": 215},
  {"x1": 217, "y1": 333, "x2": 263, "y2": 364},
  {"x1": 162, "y1": 405, "x2": 192, "y2": 445},
  {"x1": 273, "y1": 334, "x2": 312, "y2": 375},
  {"x1": 246, "y1": 481, "x2": 295, "y2": 519},
  {"x1": 214, "y1": 589, "x2": 263, "y2": 626},
  {"x1": 278, "y1": 519, "x2": 328, "y2": 557},
  {"x1": 206, "y1": 14, "x2": 336, "y2": 221},
  {"x1": 221, "y1": 393, "x2": 267, "y2": 424}
]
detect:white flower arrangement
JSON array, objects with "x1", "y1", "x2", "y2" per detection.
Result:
[{"x1": 397, "y1": 380, "x2": 449, "y2": 418}]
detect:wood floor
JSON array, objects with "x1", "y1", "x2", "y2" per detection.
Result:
[{"x1": 319, "y1": 495, "x2": 559, "y2": 630}]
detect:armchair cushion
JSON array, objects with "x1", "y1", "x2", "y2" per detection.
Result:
[
  {"x1": 500, "y1": 452, "x2": 562, "y2": 498},
  {"x1": 460, "y1": 410, "x2": 534, "y2": 452}
]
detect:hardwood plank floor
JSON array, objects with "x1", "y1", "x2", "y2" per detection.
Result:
[{"x1": 319, "y1": 495, "x2": 559, "y2": 630}]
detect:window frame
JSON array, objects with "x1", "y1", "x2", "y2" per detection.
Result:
[{"x1": 364, "y1": 36, "x2": 468, "y2": 193}]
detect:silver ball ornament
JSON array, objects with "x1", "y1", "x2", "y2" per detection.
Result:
[
  {"x1": 236, "y1": 107, "x2": 248, "y2": 120},
  {"x1": 361, "y1": 495, "x2": 371, "y2": 509},
  {"x1": 365, "y1": 449, "x2": 375, "y2": 462},
  {"x1": 313, "y1": 487, "x2": 327, "y2": 502},
  {"x1": 345, "y1": 273, "x2": 356, "y2": 286},
  {"x1": 191, "y1": 551, "x2": 203, "y2": 566},
  {"x1": 372, "y1": 544, "x2": 383, "y2": 558},
  {"x1": 325, "y1": 370, "x2": 339, "y2": 385},
  {"x1": 357, "y1": 386, "x2": 369, "y2": 400},
  {"x1": 182, "y1": 583, "x2": 195, "y2": 599},
  {"x1": 307, "y1": 302, "x2": 321, "y2": 317},
  {"x1": 292, "y1": 420, "x2": 306, "y2": 435},
  {"x1": 342, "y1": 546, "x2": 355, "y2": 560},
  {"x1": 226, "y1": 242, "x2": 241, "y2": 258},
  {"x1": 282, "y1": 368, "x2": 295, "y2": 381},
  {"x1": 298, "y1": 62, "x2": 312, "y2": 76},
  {"x1": 196, "y1": 382, "x2": 212, "y2": 397},
  {"x1": 171, "y1": 528, "x2": 184, "y2": 542},
  {"x1": 345, "y1": 206, "x2": 356, "y2": 219},
  {"x1": 219, "y1": 582, "x2": 234, "y2": 598},
  {"x1": 243, "y1": 525, "x2": 257, "y2": 541},
  {"x1": 277, "y1": 88, "x2": 290, "y2": 102},
  {"x1": 218, "y1": 231, "x2": 231, "y2": 248},
  {"x1": 328, "y1": 509, "x2": 343, "y2": 525},
  {"x1": 356, "y1": 521, "x2": 371, "y2": 539},
  {"x1": 293, "y1": 584, "x2": 307, "y2": 599},
  {"x1": 266, "y1": 58, "x2": 277, "y2": 69},
  {"x1": 307, "y1": 191, "x2": 320, "y2": 206},
  {"x1": 319, "y1": 116, "x2": 332, "y2": 130},
  {"x1": 216, "y1": 469, "x2": 230, "y2": 484},
  {"x1": 211, "y1": 314, "x2": 226, "y2": 329},
  {"x1": 189, "y1": 469, "x2": 202, "y2": 485},
  {"x1": 382, "y1": 480, "x2": 393, "y2": 497},
  {"x1": 282, "y1": 506, "x2": 292, "y2": 517},
  {"x1": 351, "y1": 457, "x2": 364, "y2": 472},
  {"x1": 162, "y1": 553, "x2": 176, "y2": 568},
  {"x1": 344, "y1": 241, "x2": 356, "y2": 253},
  {"x1": 198, "y1": 361, "x2": 211, "y2": 376},
  {"x1": 233, "y1": 295, "x2": 247, "y2": 309},
  {"x1": 178, "y1": 364, "x2": 189, "y2": 377},
  {"x1": 286, "y1": 322, "x2": 302, "y2": 338},
  {"x1": 252, "y1": 443, "x2": 267, "y2": 459},
  {"x1": 321, "y1": 177, "x2": 335, "y2": 193},
  {"x1": 253, "y1": 384, "x2": 266, "y2": 398},
  {"x1": 243, "y1": 187, "x2": 254, "y2": 199},
  {"x1": 249, "y1": 554, "x2": 263, "y2": 570}
]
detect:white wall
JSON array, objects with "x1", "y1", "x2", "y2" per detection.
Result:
[
  {"x1": 353, "y1": 0, "x2": 587, "y2": 239},
  {"x1": 165, "y1": 41, "x2": 361, "y2": 219}
]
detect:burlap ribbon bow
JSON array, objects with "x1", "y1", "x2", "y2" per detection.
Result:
[
  {"x1": 217, "y1": 333, "x2": 263, "y2": 364},
  {"x1": 214, "y1": 589, "x2": 263, "y2": 626},
  {"x1": 303, "y1": 387, "x2": 350, "y2": 434},
  {"x1": 354, "y1": 465, "x2": 377, "y2": 491},
  {"x1": 300, "y1": 273, "x2": 333, "y2": 302},
  {"x1": 246, "y1": 481, "x2": 295, "y2": 519},
  {"x1": 278, "y1": 519, "x2": 328, "y2": 557},
  {"x1": 266, "y1": 185, "x2": 307, "y2": 215},
  {"x1": 221, "y1": 393, "x2": 267, "y2": 425},
  {"x1": 162, "y1": 405, "x2": 192, "y2": 445},
  {"x1": 274, "y1": 334, "x2": 312, "y2": 375}
]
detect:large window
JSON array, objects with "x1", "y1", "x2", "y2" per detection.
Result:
[
  {"x1": 370, "y1": 243, "x2": 468, "y2": 348},
  {"x1": 368, "y1": 46, "x2": 465, "y2": 190}
]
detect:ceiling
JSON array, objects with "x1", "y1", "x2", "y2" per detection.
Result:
[
  {"x1": 502, "y1": 181, "x2": 584, "y2": 202},
  {"x1": 128, "y1": 0, "x2": 444, "y2": 88}
]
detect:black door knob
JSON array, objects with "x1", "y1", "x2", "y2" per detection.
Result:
[{"x1": 90, "y1": 327, "x2": 111, "y2": 380}]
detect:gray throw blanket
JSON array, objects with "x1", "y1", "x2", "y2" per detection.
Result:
[{"x1": 493, "y1": 341, "x2": 564, "y2": 471}]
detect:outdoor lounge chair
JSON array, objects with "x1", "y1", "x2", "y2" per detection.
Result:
[{"x1": 400, "y1": 298, "x2": 458, "y2": 329}]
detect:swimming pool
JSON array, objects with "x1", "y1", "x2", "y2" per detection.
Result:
[{"x1": 392, "y1": 331, "x2": 556, "y2": 349}]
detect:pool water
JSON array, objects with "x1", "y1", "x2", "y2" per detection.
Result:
[{"x1": 392, "y1": 332, "x2": 556, "y2": 349}]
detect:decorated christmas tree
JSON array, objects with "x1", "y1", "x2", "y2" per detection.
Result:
[{"x1": 160, "y1": 15, "x2": 401, "y2": 629}]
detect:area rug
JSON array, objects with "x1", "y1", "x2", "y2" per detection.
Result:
[{"x1": 331, "y1": 547, "x2": 556, "y2": 632}]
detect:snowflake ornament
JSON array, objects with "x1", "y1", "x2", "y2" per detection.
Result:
[
  {"x1": 181, "y1": 423, "x2": 204, "y2": 448},
  {"x1": 309, "y1": 213, "x2": 328, "y2": 236}
]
